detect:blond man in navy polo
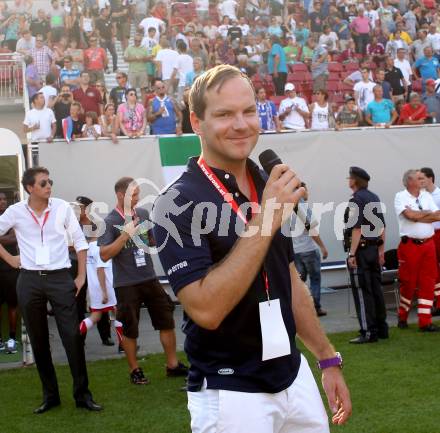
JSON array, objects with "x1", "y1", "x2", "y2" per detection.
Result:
[{"x1": 152, "y1": 65, "x2": 352, "y2": 433}]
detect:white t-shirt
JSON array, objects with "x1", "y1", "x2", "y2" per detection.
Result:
[
  {"x1": 318, "y1": 32, "x2": 338, "y2": 51},
  {"x1": 16, "y1": 36, "x2": 35, "y2": 54},
  {"x1": 239, "y1": 23, "x2": 250, "y2": 36},
  {"x1": 155, "y1": 48, "x2": 179, "y2": 80},
  {"x1": 141, "y1": 36, "x2": 157, "y2": 53},
  {"x1": 86, "y1": 241, "x2": 117, "y2": 310},
  {"x1": 175, "y1": 53, "x2": 194, "y2": 86},
  {"x1": 139, "y1": 16, "x2": 165, "y2": 42},
  {"x1": 430, "y1": 186, "x2": 440, "y2": 230},
  {"x1": 311, "y1": 102, "x2": 330, "y2": 129},
  {"x1": 218, "y1": 0, "x2": 237, "y2": 20},
  {"x1": 39, "y1": 85, "x2": 58, "y2": 107},
  {"x1": 279, "y1": 96, "x2": 309, "y2": 129},
  {"x1": 196, "y1": 0, "x2": 209, "y2": 11},
  {"x1": 353, "y1": 80, "x2": 376, "y2": 111},
  {"x1": 394, "y1": 58, "x2": 412, "y2": 85},
  {"x1": 364, "y1": 9, "x2": 379, "y2": 30},
  {"x1": 218, "y1": 24, "x2": 230, "y2": 39},
  {"x1": 427, "y1": 32, "x2": 440, "y2": 52},
  {"x1": 81, "y1": 124, "x2": 102, "y2": 137},
  {"x1": 203, "y1": 25, "x2": 219, "y2": 40},
  {"x1": 394, "y1": 189, "x2": 438, "y2": 238},
  {"x1": 23, "y1": 107, "x2": 56, "y2": 142}
]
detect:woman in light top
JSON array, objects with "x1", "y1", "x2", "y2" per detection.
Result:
[
  {"x1": 99, "y1": 102, "x2": 119, "y2": 143},
  {"x1": 117, "y1": 88, "x2": 147, "y2": 138},
  {"x1": 309, "y1": 89, "x2": 334, "y2": 130}
]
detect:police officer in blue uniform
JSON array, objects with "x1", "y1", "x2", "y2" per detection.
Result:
[{"x1": 344, "y1": 167, "x2": 389, "y2": 344}]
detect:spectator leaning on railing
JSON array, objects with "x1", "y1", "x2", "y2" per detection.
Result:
[{"x1": 23, "y1": 92, "x2": 56, "y2": 143}]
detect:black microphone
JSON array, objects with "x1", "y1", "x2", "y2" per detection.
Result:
[
  {"x1": 259, "y1": 149, "x2": 306, "y2": 189},
  {"x1": 259, "y1": 149, "x2": 282, "y2": 176}
]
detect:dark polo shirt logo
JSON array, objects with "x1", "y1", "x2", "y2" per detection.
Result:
[{"x1": 218, "y1": 368, "x2": 234, "y2": 375}]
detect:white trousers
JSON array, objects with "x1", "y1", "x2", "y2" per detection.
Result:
[{"x1": 187, "y1": 354, "x2": 330, "y2": 433}]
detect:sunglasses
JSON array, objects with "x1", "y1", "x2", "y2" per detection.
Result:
[
  {"x1": 39, "y1": 179, "x2": 53, "y2": 188},
  {"x1": 415, "y1": 198, "x2": 423, "y2": 211}
]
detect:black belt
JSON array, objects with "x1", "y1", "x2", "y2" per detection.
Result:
[
  {"x1": 20, "y1": 268, "x2": 69, "y2": 276},
  {"x1": 359, "y1": 239, "x2": 383, "y2": 247},
  {"x1": 401, "y1": 236, "x2": 433, "y2": 245}
]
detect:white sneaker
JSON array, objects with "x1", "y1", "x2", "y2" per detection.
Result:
[{"x1": 6, "y1": 338, "x2": 17, "y2": 354}]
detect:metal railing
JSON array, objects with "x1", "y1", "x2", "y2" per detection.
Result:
[{"x1": 0, "y1": 52, "x2": 25, "y2": 102}]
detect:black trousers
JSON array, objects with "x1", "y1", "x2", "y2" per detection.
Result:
[
  {"x1": 101, "y1": 39, "x2": 118, "y2": 71},
  {"x1": 16, "y1": 270, "x2": 92, "y2": 404},
  {"x1": 349, "y1": 245, "x2": 388, "y2": 338},
  {"x1": 272, "y1": 72, "x2": 287, "y2": 96}
]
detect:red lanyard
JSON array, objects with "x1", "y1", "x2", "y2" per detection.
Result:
[
  {"x1": 26, "y1": 206, "x2": 50, "y2": 244},
  {"x1": 197, "y1": 157, "x2": 270, "y2": 300},
  {"x1": 115, "y1": 206, "x2": 137, "y2": 221}
]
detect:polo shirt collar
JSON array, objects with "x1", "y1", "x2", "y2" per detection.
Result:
[{"x1": 187, "y1": 156, "x2": 266, "y2": 197}]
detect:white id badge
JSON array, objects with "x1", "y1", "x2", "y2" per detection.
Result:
[
  {"x1": 134, "y1": 249, "x2": 146, "y2": 267},
  {"x1": 35, "y1": 245, "x2": 50, "y2": 265},
  {"x1": 259, "y1": 299, "x2": 291, "y2": 361}
]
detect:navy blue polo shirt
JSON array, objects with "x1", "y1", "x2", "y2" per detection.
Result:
[
  {"x1": 152, "y1": 157, "x2": 301, "y2": 394},
  {"x1": 349, "y1": 187, "x2": 386, "y2": 239}
]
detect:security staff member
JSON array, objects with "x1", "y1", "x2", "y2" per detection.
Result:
[
  {"x1": 394, "y1": 169, "x2": 440, "y2": 332},
  {"x1": 344, "y1": 167, "x2": 388, "y2": 344},
  {"x1": 0, "y1": 167, "x2": 102, "y2": 414}
]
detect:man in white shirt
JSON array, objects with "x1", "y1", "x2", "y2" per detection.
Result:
[
  {"x1": 203, "y1": 18, "x2": 219, "y2": 41},
  {"x1": 419, "y1": 167, "x2": 440, "y2": 315},
  {"x1": 16, "y1": 29, "x2": 36, "y2": 55},
  {"x1": 139, "y1": 14, "x2": 165, "y2": 43},
  {"x1": 173, "y1": 41, "x2": 194, "y2": 102},
  {"x1": 0, "y1": 167, "x2": 102, "y2": 413},
  {"x1": 363, "y1": 1, "x2": 379, "y2": 30},
  {"x1": 394, "y1": 48, "x2": 412, "y2": 90},
  {"x1": 427, "y1": 24, "x2": 440, "y2": 54},
  {"x1": 23, "y1": 92, "x2": 56, "y2": 143},
  {"x1": 38, "y1": 72, "x2": 58, "y2": 108},
  {"x1": 278, "y1": 82, "x2": 310, "y2": 130},
  {"x1": 155, "y1": 36, "x2": 179, "y2": 95},
  {"x1": 218, "y1": 0, "x2": 238, "y2": 21},
  {"x1": 394, "y1": 169, "x2": 440, "y2": 332},
  {"x1": 353, "y1": 68, "x2": 376, "y2": 112}
]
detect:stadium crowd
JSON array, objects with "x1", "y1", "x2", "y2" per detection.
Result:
[{"x1": 0, "y1": 0, "x2": 439, "y2": 140}]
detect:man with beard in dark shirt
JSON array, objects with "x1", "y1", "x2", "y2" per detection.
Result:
[{"x1": 54, "y1": 84, "x2": 73, "y2": 138}]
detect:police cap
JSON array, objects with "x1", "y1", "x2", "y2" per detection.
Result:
[{"x1": 349, "y1": 166, "x2": 370, "y2": 181}]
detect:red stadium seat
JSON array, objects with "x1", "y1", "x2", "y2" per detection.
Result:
[
  {"x1": 270, "y1": 95, "x2": 284, "y2": 109},
  {"x1": 341, "y1": 82, "x2": 354, "y2": 92},
  {"x1": 289, "y1": 63, "x2": 308, "y2": 72},
  {"x1": 327, "y1": 81, "x2": 340, "y2": 92},
  {"x1": 328, "y1": 72, "x2": 340, "y2": 81},
  {"x1": 328, "y1": 62, "x2": 343, "y2": 72},
  {"x1": 343, "y1": 62, "x2": 359, "y2": 71}
]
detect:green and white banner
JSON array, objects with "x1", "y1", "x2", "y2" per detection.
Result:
[{"x1": 158, "y1": 135, "x2": 201, "y2": 185}]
